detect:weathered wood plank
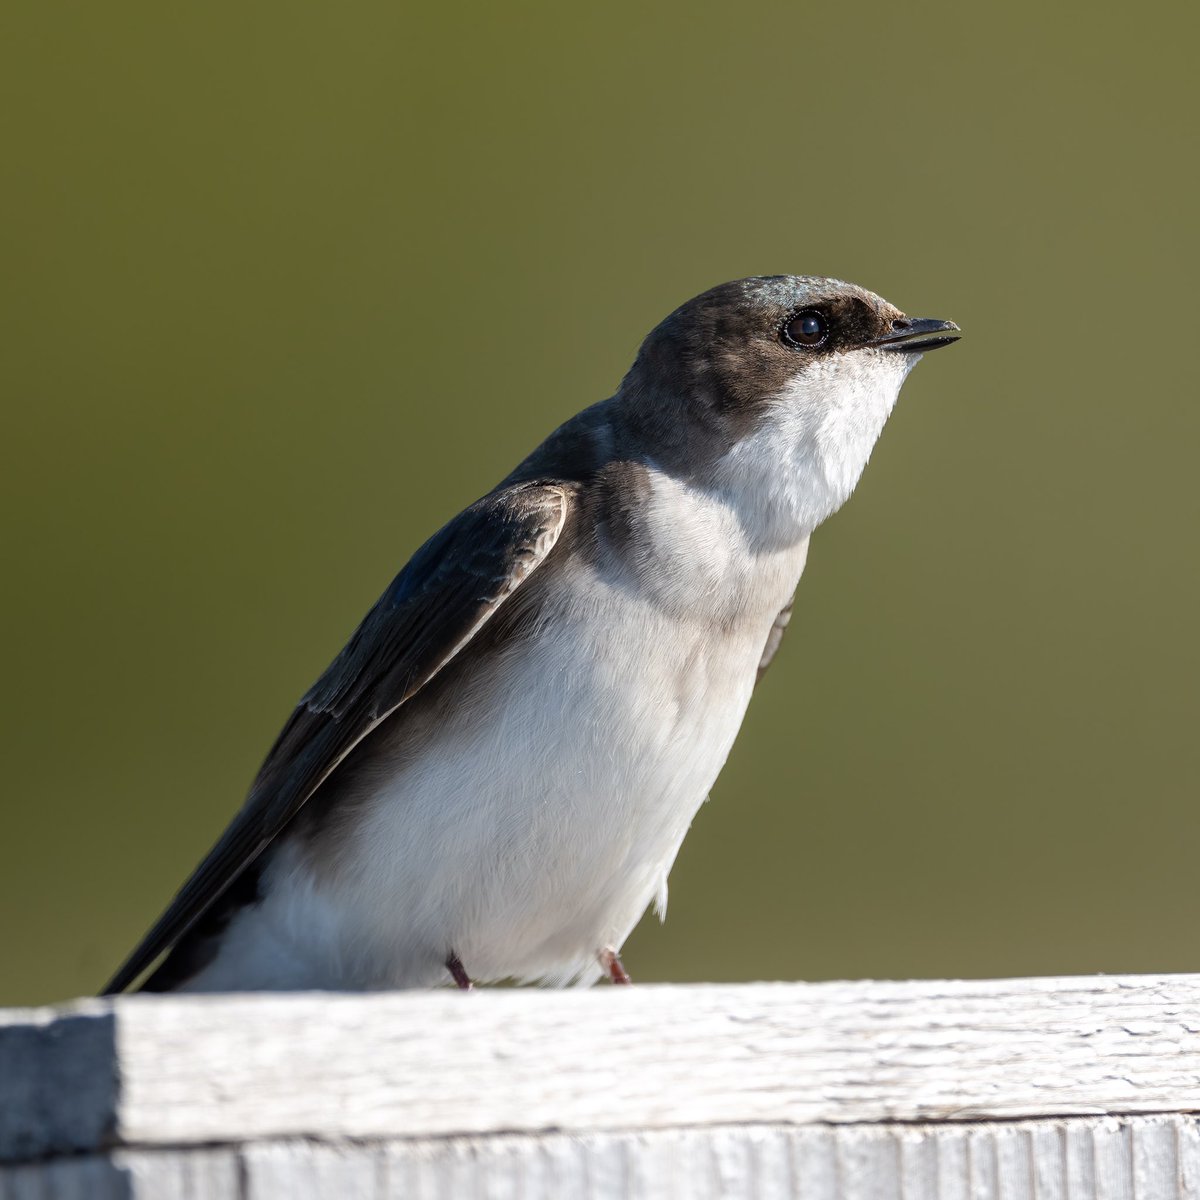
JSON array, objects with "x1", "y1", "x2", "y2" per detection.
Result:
[
  {"x1": 242, "y1": 1142, "x2": 384, "y2": 1199},
  {"x1": 6, "y1": 1118, "x2": 1200, "y2": 1199},
  {"x1": 4, "y1": 976, "x2": 1200, "y2": 1161},
  {"x1": 0, "y1": 1156, "x2": 129, "y2": 1200},
  {"x1": 117, "y1": 1147, "x2": 241, "y2": 1200},
  {"x1": 0, "y1": 1007, "x2": 115, "y2": 1162}
]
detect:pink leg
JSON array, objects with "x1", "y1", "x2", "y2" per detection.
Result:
[
  {"x1": 445, "y1": 952, "x2": 473, "y2": 990},
  {"x1": 599, "y1": 947, "x2": 631, "y2": 985}
]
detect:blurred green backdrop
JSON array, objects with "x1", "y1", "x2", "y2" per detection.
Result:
[{"x1": 2, "y1": 2, "x2": 1197, "y2": 1005}]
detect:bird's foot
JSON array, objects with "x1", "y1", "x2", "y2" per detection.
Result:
[
  {"x1": 445, "y1": 951, "x2": 473, "y2": 990},
  {"x1": 599, "y1": 947, "x2": 631, "y2": 985}
]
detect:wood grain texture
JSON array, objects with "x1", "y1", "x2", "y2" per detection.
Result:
[
  {"x1": 4, "y1": 976, "x2": 1200, "y2": 1162},
  {"x1": 6, "y1": 1118, "x2": 1200, "y2": 1199}
]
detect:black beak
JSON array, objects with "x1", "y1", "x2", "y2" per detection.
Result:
[{"x1": 871, "y1": 317, "x2": 961, "y2": 353}]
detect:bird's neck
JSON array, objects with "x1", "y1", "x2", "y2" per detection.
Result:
[{"x1": 710, "y1": 353, "x2": 914, "y2": 549}]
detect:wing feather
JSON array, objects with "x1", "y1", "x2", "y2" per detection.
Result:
[
  {"x1": 101, "y1": 482, "x2": 570, "y2": 994},
  {"x1": 756, "y1": 593, "x2": 796, "y2": 683}
]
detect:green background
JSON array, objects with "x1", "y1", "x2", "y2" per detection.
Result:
[{"x1": 3, "y1": 2, "x2": 1197, "y2": 1005}]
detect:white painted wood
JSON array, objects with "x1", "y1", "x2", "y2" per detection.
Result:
[
  {"x1": 116, "y1": 1147, "x2": 241, "y2": 1200},
  {"x1": 242, "y1": 1142, "x2": 384, "y2": 1199},
  {"x1": 6, "y1": 976, "x2": 1200, "y2": 1196},
  {"x1": 8, "y1": 1118, "x2": 1200, "y2": 1199},
  {"x1": 5, "y1": 976, "x2": 1200, "y2": 1161}
]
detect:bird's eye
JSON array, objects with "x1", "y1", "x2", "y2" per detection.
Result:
[{"x1": 782, "y1": 310, "x2": 828, "y2": 348}]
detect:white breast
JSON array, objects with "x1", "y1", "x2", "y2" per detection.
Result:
[
  {"x1": 715, "y1": 348, "x2": 915, "y2": 545},
  {"x1": 183, "y1": 469, "x2": 810, "y2": 992}
]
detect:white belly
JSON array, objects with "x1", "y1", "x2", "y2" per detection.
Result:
[
  {"x1": 348, "y1": 584, "x2": 764, "y2": 986},
  {"x1": 184, "y1": 486, "x2": 810, "y2": 992}
]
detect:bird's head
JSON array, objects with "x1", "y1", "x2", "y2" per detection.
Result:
[{"x1": 619, "y1": 275, "x2": 960, "y2": 544}]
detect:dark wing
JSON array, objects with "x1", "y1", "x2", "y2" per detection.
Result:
[
  {"x1": 756, "y1": 593, "x2": 796, "y2": 683},
  {"x1": 101, "y1": 481, "x2": 571, "y2": 994}
]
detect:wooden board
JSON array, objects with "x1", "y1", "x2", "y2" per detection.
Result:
[
  {"x1": 4, "y1": 1117, "x2": 1200, "y2": 1199},
  {"x1": 4, "y1": 975, "x2": 1200, "y2": 1194}
]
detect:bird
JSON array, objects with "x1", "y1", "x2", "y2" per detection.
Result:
[{"x1": 101, "y1": 275, "x2": 960, "y2": 995}]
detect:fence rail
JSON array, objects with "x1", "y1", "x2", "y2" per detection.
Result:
[{"x1": 4, "y1": 975, "x2": 1200, "y2": 1197}]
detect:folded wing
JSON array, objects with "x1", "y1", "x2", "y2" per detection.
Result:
[{"x1": 101, "y1": 481, "x2": 571, "y2": 994}]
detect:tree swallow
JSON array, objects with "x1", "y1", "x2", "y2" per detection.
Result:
[{"x1": 101, "y1": 275, "x2": 960, "y2": 994}]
